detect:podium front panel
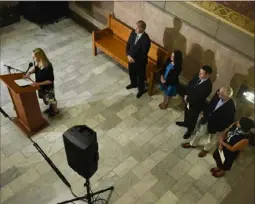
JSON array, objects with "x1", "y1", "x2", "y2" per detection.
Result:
[{"x1": 9, "y1": 88, "x2": 48, "y2": 135}]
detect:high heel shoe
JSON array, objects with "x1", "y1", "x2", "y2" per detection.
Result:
[
  {"x1": 210, "y1": 167, "x2": 221, "y2": 173},
  {"x1": 160, "y1": 103, "x2": 168, "y2": 109}
]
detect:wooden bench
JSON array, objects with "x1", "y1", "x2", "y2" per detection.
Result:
[{"x1": 92, "y1": 14, "x2": 169, "y2": 96}]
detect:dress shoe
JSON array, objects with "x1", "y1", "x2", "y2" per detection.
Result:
[
  {"x1": 198, "y1": 150, "x2": 208, "y2": 157},
  {"x1": 183, "y1": 131, "x2": 192, "y2": 139},
  {"x1": 181, "y1": 142, "x2": 196, "y2": 148},
  {"x1": 176, "y1": 121, "x2": 187, "y2": 127},
  {"x1": 126, "y1": 85, "x2": 137, "y2": 89},
  {"x1": 136, "y1": 92, "x2": 144, "y2": 98}
]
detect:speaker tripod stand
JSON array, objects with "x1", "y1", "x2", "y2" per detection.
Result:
[{"x1": 58, "y1": 179, "x2": 114, "y2": 204}]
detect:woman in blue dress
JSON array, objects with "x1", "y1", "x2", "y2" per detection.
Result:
[{"x1": 159, "y1": 50, "x2": 183, "y2": 109}]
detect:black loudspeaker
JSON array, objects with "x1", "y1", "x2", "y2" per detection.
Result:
[{"x1": 62, "y1": 125, "x2": 99, "y2": 179}]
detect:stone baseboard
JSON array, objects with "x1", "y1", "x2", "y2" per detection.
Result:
[{"x1": 68, "y1": 1, "x2": 104, "y2": 32}]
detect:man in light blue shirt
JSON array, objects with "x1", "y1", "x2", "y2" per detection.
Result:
[{"x1": 182, "y1": 86, "x2": 236, "y2": 157}]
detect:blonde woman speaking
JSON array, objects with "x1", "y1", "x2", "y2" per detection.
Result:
[{"x1": 24, "y1": 48, "x2": 59, "y2": 117}]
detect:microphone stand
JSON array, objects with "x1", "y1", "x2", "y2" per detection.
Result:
[
  {"x1": 0, "y1": 107, "x2": 13, "y2": 121},
  {"x1": 4, "y1": 65, "x2": 25, "y2": 74},
  {"x1": 9, "y1": 67, "x2": 25, "y2": 74},
  {"x1": 28, "y1": 137, "x2": 73, "y2": 190},
  {"x1": 0, "y1": 106, "x2": 77, "y2": 200}
]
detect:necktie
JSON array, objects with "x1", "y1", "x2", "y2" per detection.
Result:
[
  {"x1": 194, "y1": 79, "x2": 201, "y2": 87},
  {"x1": 134, "y1": 34, "x2": 139, "y2": 44}
]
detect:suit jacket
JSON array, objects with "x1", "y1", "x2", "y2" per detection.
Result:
[
  {"x1": 186, "y1": 73, "x2": 212, "y2": 111},
  {"x1": 160, "y1": 58, "x2": 182, "y2": 86},
  {"x1": 203, "y1": 89, "x2": 236, "y2": 134},
  {"x1": 126, "y1": 30, "x2": 151, "y2": 66}
]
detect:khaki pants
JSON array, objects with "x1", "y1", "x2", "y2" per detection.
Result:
[{"x1": 190, "y1": 123, "x2": 218, "y2": 151}]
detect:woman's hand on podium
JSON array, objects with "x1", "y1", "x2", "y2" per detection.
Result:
[
  {"x1": 23, "y1": 73, "x2": 30, "y2": 79},
  {"x1": 31, "y1": 82, "x2": 40, "y2": 87}
]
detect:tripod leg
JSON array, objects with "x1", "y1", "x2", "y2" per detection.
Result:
[
  {"x1": 57, "y1": 195, "x2": 87, "y2": 204},
  {"x1": 91, "y1": 186, "x2": 114, "y2": 197},
  {"x1": 58, "y1": 179, "x2": 114, "y2": 204}
]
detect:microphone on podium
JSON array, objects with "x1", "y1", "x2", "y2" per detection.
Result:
[{"x1": 25, "y1": 62, "x2": 33, "y2": 74}]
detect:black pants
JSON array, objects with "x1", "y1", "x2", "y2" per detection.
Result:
[
  {"x1": 213, "y1": 149, "x2": 234, "y2": 171},
  {"x1": 184, "y1": 105, "x2": 200, "y2": 133},
  {"x1": 128, "y1": 62, "x2": 146, "y2": 93}
]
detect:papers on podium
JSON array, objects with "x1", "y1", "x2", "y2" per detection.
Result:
[{"x1": 15, "y1": 78, "x2": 33, "y2": 87}]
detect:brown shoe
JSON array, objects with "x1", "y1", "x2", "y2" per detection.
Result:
[
  {"x1": 198, "y1": 150, "x2": 208, "y2": 157},
  {"x1": 181, "y1": 142, "x2": 196, "y2": 148}
]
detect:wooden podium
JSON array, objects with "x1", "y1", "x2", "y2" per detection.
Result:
[{"x1": 0, "y1": 73, "x2": 49, "y2": 137}]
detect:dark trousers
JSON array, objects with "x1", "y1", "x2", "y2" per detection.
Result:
[
  {"x1": 128, "y1": 62, "x2": 146, "y2": 93},
  {"x1": 213, "y1": 149, "x2": 234, "y2": 171},
  {"x1": 184, "y1": 105, "x2": 200, "y2": 133}
]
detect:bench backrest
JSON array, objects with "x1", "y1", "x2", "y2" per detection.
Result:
[
  {"x1": 108, "y1": 14, "x2": 131, "y2": 42},
  {"x1": 108, "y1": 14, "x2": 169, "y2": 67}
]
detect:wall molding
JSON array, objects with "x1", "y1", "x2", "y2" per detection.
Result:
[{"x1": 187, "y1": 1, "x2": 254, "y2": 37}]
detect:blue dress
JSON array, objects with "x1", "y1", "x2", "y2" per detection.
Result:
[{"x1": 160, "y1": 63, "x2": 177, "y2": 96}]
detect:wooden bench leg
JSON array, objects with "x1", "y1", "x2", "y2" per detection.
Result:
[
  {"x1": 92, "y1": 31, "x2": 97, "y2": 56},
  {"x1": 148, "y1": 72, "x2": 155, "y2": 96},
  {"x1": 93, "y1": 44, "x2": 97, "y2": 56}
]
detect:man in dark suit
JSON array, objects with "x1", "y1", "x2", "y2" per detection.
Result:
[
  {"x1": 176, "y1": 66, "x2": 213, "y2": 139},
  {"x1": 126, "y1": 20, "x2": 151, "y2": 98},
  {"x1": 181, "y1": 86, "x2": 236, "y2": 157}
]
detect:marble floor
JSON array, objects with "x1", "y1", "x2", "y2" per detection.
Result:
[{"x1": 0, "y1": 18, "x2": 254, "y2": 204}]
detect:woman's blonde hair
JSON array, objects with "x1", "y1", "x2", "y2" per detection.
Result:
[{"x1": 33, "y1": 48, "x2": 50, "y2": 68}]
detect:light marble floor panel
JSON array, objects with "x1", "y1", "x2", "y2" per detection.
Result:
[{"x1": 0, "y1": 18, "x2": 254, "y2": 204}]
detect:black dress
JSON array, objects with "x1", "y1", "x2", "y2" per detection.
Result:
[
  {"x1": 35, "y1": 63, "x2": 56, "y2": 105},
  {"x1": 213, "y1": 124, "x2": 248, "y2": 170}
]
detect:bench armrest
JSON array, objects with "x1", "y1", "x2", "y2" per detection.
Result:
[{"x1": 93, "y1": 27, "x2": 112, "y2": 40}]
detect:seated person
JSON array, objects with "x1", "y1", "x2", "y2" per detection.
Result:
[
  {"x1": 24, "y1": 48, "x2": 58, "y2": 117},
  {"x1": 211, "y1": 117, "x2": 254, "y2": 178},
  {"x1": 159, "y1": 50, "x2": 182, "y2": 109}
]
